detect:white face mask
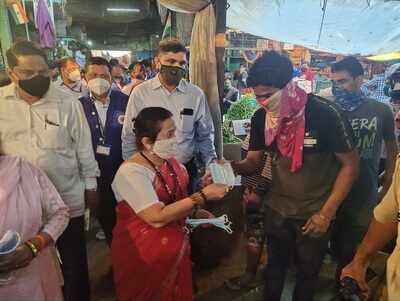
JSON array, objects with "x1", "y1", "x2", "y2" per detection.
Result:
[
  {"x1": 87, "y1": 78, "x2": 111, "y2": 95},
  {"x1": 152, "y1": 137, "x2": 177, "y2": 159},
  {"x1": 67, "y1": 70, "x2": 81, "y2": 82}
]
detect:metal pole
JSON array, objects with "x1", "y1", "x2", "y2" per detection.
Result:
[{"x1": 317, "y1": 0, "x2": 328, "y2": 47}]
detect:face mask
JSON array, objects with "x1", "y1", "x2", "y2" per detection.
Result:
[
  {"x1": 67, "y1": 70, "x2": 81, "y2": 82},
  {"x1": 87, "y1": 78, "x2": 111, "y2": 95},
  {"x1": 392, "y1": 103, "x2": 400, "y2": 115},
  {"x1": 18, "y1": 74, "x2": 50, "y2": 98},
  {"x1": 160, "y1": 65, "x2": 186, "y2": 86},
  {"x1": 390, "y1": 90, "x2": 400, "y2": 101},
  {"x1": 152, "y1": 137, "x2": 177, "y2": 159},
  {"x1": 332, "y1": 84, "x2": 363, "y2": 112},
  {"x1": 255, "y1": 91, "x2": 278, "y2": 108},
  {"x1": 186, "y1": 214, "x2": 233, "y2": 234}
]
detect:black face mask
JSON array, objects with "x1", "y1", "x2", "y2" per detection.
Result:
[
  {"x1": 19, "y1": 75, "x2": 50, "y2": 98},
  {"x1": 160, "y1": 65, "x2": 186, "y2": 86},
  {"x1": 391, "y1": 89, "x2": 400, "y2": 101}
]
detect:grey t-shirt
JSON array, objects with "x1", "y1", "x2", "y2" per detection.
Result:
[
  {"x1": 249, "y1": 95, "x2": 356, "y2": 220},
  {"x1": 344, "y1": 99, "x2": 395, "y2": 208}
]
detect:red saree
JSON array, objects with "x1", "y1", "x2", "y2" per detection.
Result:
[{"x1": 111, "y1": 158, "x2": 193, "y2": 301}]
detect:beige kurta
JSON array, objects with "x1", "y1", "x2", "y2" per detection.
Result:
[{"x1": 374, "y1": 158, "x2": 400, "y2": 300}]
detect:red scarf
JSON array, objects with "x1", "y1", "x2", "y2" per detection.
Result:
[{"x1": 258, "y1": 81, "x2": 308, "y2": 172}]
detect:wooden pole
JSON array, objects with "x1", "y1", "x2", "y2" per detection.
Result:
[{"x1": 214, "y1": 0, "x2": 227, "y2": 110}]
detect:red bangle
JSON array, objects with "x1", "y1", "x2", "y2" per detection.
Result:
[{"x1": 35, "y1": 234, "x2": 46, "y2": 251}]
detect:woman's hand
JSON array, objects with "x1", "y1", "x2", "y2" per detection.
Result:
[
  {"x1": 0, "y1": 244, "x2": 34, "y2": 273},
  {"x1": 201, "y1": 172, "x2": 213, "y2": 188},
  {"x1": 202, "y1": 183, "x2": 229, "y2": 201}
]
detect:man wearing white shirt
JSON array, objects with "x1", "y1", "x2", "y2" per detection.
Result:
[
  {"x1": 55, "y1": 57, "x2": 87, "y2": 97},
  {"x1": 0, "y1": 40, "x2": 100, "y2": 301},
  {"x1": 122, "y1": 39, "x2": 217, "y2": 191}
]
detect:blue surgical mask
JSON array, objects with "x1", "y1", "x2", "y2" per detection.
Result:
[
  {"x1": 186, "y1": 214, "x2": 233, "y2": 234},
  {"x1": 332, "y1": 84, "x2": 363, "y2": 112}
]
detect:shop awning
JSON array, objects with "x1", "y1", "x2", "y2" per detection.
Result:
[
  {"x1": 367, "y1": 52, "x2": 400, "y2": 61},
  {"x1": 227, "y1": 0, "x2": 400, "y2": 56}
]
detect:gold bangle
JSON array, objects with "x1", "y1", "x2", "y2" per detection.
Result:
[
  {"x1": 35, "y1": 234, "x2": 46, "y2": 251},
  {"x1": 190, "y1": 192, "x2": 205, "y2": 206},
  {"x1": 25, "y1": 241, "x2": 40, "y2": 257}
]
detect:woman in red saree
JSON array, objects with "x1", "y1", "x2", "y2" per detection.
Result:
[{"x1": 111, "y1": 107, "x2": 228, "y2": 301}]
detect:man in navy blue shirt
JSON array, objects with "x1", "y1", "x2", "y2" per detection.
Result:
[{"x1": 80, "y1": 57, "x2": 128, "y2": 245}]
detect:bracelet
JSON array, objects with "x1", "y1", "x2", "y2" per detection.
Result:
[
  {"x1": 199, "y1": 189, "x2": 208, "y2": 202},
  {"x1": 190, "y1": 192, "x2": 205, "y2": 206},
  {"x1": 318, "y1": 213, "x2": 330, "y2": 223},
  {"x1": 35, "y1": 234, "x2": 46, "y2": 251},
  {"x1": 25, "y1": 241, "x2": 40, "y2": 257}
]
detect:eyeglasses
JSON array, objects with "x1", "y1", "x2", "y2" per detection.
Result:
[{"x1": 13, "y1": 67, "x2": 50, "y2": 79}]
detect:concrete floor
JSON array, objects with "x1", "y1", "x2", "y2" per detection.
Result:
[
  {"x1": 86, "y1": 186, "x2": 387, "y2": 301},
  {"x1": 87, "y1": 230, "x2": 338, "y2": 301}
]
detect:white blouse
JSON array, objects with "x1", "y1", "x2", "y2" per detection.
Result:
[{"x1": 112, "y1": 162, "x2": 165, "y2": 213}]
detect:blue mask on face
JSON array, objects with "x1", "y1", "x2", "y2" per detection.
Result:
[{"x1": 332, "y1": 84, "x2": 363, "y2": 112}]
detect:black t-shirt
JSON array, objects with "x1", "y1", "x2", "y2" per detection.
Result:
[
  {"x1": 249, "y1": 95, "x2": 355, "y2": 219},
  {"x1": 344, "y1": 99, "x2": 395, "y2": 210}
]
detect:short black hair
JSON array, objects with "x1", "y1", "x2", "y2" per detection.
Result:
[
  {"x1": 84, "y1": 56, "x2": 111, "y2": 73},
  {"x1": 6, "y1": 40, "x2": 48, "y2": 69},
  {"x1": 128, "y1": 62, "x2": 145, "y2": 73},
  {"x1": 331, "y1": 57, "x2": 364, "y2": 78},
  {"x1": 109, "y1": 58, "x2": 119, "y2": 67},
  {"x1": 247, "y1": 51, "x2": 293, "y2": 89},
  {"x1": 56, "y1": 57, "x2": 77, "y2": 71},
  {"x1": 133, "y1": 107, "x2": 173, "y2": 150},
  {"x1": 158, "y1": 38, "x2": 187, "y2": 55}
]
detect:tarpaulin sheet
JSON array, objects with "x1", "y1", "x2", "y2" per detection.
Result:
[{"x1": 227, "y1": 0, "x2": 400, "y2": 55}]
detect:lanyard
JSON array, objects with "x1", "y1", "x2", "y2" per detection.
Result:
[
  {"x1": 61, "y1": 81, "x2": 82, "y2": 93},
  {"x1": 90, "y1": 97, "x2": 107, "y2": 143},
  {"x1": 140, "y1": 152, "x2": 181, "y2": 202}
]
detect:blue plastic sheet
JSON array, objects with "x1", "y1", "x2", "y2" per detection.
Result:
[{"x1": 227, "y1": 0, "x2": 400, "y2": 55}]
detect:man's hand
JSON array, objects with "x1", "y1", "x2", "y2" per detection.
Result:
[
  {"x1": 0, "y1": 244, "x2": 34, "y2": 273},
  {"x1": 243, "y1": 187, "x2": 262, "y2": 207},
  {"x1": 302, "y1": 213, "x2": 331, "y2": 238},
  {"x1": 85, "y1": 189, "x2": 99, "y2": 211},
  {"x1": 341, "y1": 259, "x2": 370, "y2": 300}
]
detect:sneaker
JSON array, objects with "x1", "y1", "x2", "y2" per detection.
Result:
[{"x1": 96, "y1": 230, "x2": 106, "y2": 241}]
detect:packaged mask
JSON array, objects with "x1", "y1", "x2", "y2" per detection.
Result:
[
  {"x1": 0, "y1": 230, "x2": 21, "y2": 286},
  {"x1": 208, "y1": 162, "x2": 236, "y2": 187}
]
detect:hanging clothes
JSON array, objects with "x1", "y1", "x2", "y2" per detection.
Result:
[{"x1": 36, "y1": 0, "x2": 56, "y2": 48}]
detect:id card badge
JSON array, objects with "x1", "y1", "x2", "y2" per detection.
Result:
[
  {"x1": 96, "y1": 144, "x2": 111, "y2": 156},
  {"x1": 304, "y1": 131, "x2": 318, "y2": 148}
]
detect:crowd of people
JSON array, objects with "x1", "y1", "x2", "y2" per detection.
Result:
[{"x1": 0, "y1": 37, "x2": 400, "y2": 301}]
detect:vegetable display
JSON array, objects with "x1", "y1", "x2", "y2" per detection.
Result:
[{"x1": 223, "y1": 91, "x2": 258, "y2": 144}]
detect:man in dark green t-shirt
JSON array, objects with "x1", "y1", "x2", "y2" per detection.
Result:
[
  {"x1": 330, "y1": 57, "x2": 398, "y2": 282},
  {"x1": 231, "y1": 51, "x2": 359, "y2": 301}
]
